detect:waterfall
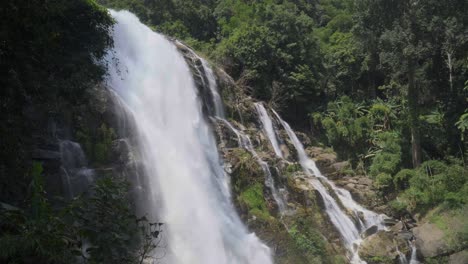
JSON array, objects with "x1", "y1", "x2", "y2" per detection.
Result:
[
  {"x1": 217, "y1": 118, "x2": 287, "y2": 214},
  {"x1": 59, "y1": 140, "x2": 95, "y2": 199},
  {"x1": 253, "y1": 102, "x2": 291, "y2": 214},
  {"x1": 409, "y1": 242, "x2": 420, "y2": 264},
  {"x1": 254, "y1": 103, "x2": 283, "y2": 158},
  {"x1": 397, "y1": 245, "x2": 408, "y2": 264},
  {"x1": 105, "y1": 10, "x2": 272, "y2": 264},
  {"x1": 174, "y1": 40, "x2": 225, "y2": 118},
  {"x1": 201, "y1": 58, "x2": 225, "y2": 118},
  {"x1": 272, "y1": 109, "x2": 387, "y2": 263}
]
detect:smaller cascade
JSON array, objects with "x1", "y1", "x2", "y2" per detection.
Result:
[
  {"x1": 408, "y1": 241, "x2": 420, "y2": 264},
  {"x1": 397, "y1": 245, "x2": 409, "y2": 264},
  {"x1": 272, "y1": 109, "x2": 388, "y2": 263},
  {"x1": 254, "y1": 103, "x2": 283, "y2": 157},
  {"x1": 175, "y1": 40, "x2": 225, "y2": 118},
  {"x1": 201, "y1": 58, "x2": 225, "y2": 118},
  {"x1": 217, "y1": 118, "x2": 287, "y2": 214},
  {"x1": 59, "y1": 140, "x2": 95, "y2": 199}
]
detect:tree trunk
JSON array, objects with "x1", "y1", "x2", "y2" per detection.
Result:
[
  {"x1": 408, "y1": 69, "x2": 422, "y2": 168},
  {"x1": 368, "y1": 51, "x2": 378, "y2": 99},
  {"x1": 446, "y1": 51, "x2": 453, "y2": 92}
]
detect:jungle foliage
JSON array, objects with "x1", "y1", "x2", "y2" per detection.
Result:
[{"x1": 0, "y1": 163, "x2": 162, "y2": 264}]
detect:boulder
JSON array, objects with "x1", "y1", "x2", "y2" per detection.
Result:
[
  {"x1": 449, "y1": 250, "x2": 468, "y2": 264},
  {"x1": 383, "y1": 218, "x2": 399, "y2": 226},
  {"x1": 413, "y1": 222, "x2": 450, "y2": 258},
  {"x1": 359, "y1": 230, "x2": 410, "y2": 263},
  {"x1": 361, "y1": 225, "x2": 379, "y2": 239},
  {"x1": 313, "y1": 153, "x2": 337, "y2": 172},
  {"x1": 397, "y1": 230, "x2": 413, "y2": 241},
  {"x1": 389, "y1": 221, "x2": 404, "y2": 233}
]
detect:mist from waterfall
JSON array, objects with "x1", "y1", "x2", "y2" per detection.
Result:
[{"x1": 105, "y1": 10, "x2": 272, "y2": 264}]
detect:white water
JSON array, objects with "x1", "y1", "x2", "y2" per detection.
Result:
[
  {"x1": 397, "y1": 245, "x2": 408, "y2": 264},
  {"x1": 106, "y1": 11, "x2": 272, "y2": 264},
  {"x1": 254, "y1": 103, "x2": 283, "y2": 158},
  {"x1": 201, "y1": 58, "x2": 225, "y2": 118},
  {"x1": 59, "y1": 140, "x2": 95, "y2": 199},
  {"x1": 175, "y1": 40, "x2": 225, "y2": 118},
  {"x1": 272, "y1": 110, "x2": 388, "y2": 263},
  {"x1": 218, "y1": 118, "x2": 287, "y2": 214},
  {"x1": 409, "y1": 243, "x2": 420, "y2": 264}
]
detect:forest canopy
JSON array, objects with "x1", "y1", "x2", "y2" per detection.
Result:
[{"x1": 98, "y1": 0, "x2": 468, "y2": 214}]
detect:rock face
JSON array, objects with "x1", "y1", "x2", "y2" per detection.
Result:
[
  {"x1": 359, "y1": 230, "x2": 410, "y2": 263},
  {"x1": 335, "y1": 175, "x2": 381, "y2": 210},
  {"x1": 413, "y1": 222, "x2": 451, "y2": 258}
]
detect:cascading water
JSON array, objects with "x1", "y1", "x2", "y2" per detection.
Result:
[
  {"x1": 254, "y1": 103, "x2": 283, "y2": 158},
  {"x1": 253, "y1": 102, "x2": 291, "y2": 214},
  {"x1": 409, "y1": 242, "x2": 420, "y2": 264},
  {"x1": 397, "y1": 245, "x2": 409, "y2": 264},
  {"x1": 271, "y1": 109, "x2": 387, "y2": 263},
  {"x1": 59, "y1": 140, "x2": 95, "y2": 199},
  {"x1": 201, "y1": 58, "x2": 225, "y2": 118},
  {"x1": 105, "y1": 10, "x2": 272, "y2": 264},
  {"x1": 217, "y1": 118, "x2": 287, "y2": 214},
  {"x1": 174, "y1": 40, "x2": 225, "y2": 118}
]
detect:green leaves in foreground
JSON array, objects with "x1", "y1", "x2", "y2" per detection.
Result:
[{"x1": 0, "y1": 162, "x2": 162, "y2": 264}]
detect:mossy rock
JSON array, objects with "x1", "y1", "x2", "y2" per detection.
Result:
[
  {"x1": 359, "y1": 230, "x2": 409, "y2": 263},
  {"x1": 239, "y1": 183, "x2": 271, "y2": 220}
]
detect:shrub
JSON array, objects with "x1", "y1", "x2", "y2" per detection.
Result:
[
  {"x1": 374, "y1": 173, "x2": 393, "y2": 190},
  {"x1": 0, "y1": 163, "x2": 161, "y2": 264},
  {"x1": 395, "y1": 160, "x2": 467, "y2": 212},
  {"x1": 393, "y1": 169, "x2": 416, "y2": 191},
  {"x1": 288, "y1": 225, "x2": 326, "y2": 256},
  {"x1": 369, "y1": 131, "x2": 401, "y2": 177}
]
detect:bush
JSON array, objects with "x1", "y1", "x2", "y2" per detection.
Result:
[
  {"x1": 239, "y1": 183, "x2": 270, "y2": 220},
  {"x1": 374, "y1": 173, "x2": 393, "y2": 190},
  {"x1": 393, "y1": 169, "x2": 416, "y2": 191},
  {"x1": 316, "y1": 96, "x2": 371, "y2": 161},
  {"x1": 369, "y1": 131, "x2": 401, "y2": 177},
  {"x1": 395, "y1": 160, "x2": 467, "y2": 212},
  {"x1": 288, "y1": 224, "x2": 326, "y2": 257}
]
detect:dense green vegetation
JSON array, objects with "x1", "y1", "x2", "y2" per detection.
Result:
[
  {"x1": 0, "y1": 0, "x2": 114, "y2": 204},
  {"x1": 1, "y1": 0, "x2": 467, "y2": 262},
  {"x1": 99, "y1": 0, "x2": 467, "y2": 216},
  {"x1": 0, "y1": 1, "x2": 162, "y2": 263},
  {"x1": 0, "y1": 163, "x2": 161, "y2": 264}
]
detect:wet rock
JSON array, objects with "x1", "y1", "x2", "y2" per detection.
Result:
[
  {"x1": 361, "y1": 225, "x2": 379, "y2": 238},
  {"x1": 383, "y1": 218, "x2": 399, "y2": 226},
  {"x1": 335, "y1": 176, "x2": 381, "y2": 209},
  {"x1": 413, "y1": 222, "x2": 450, "y2": 258},
  {"x1": 112, "y1": 138, "x2": 133, "y2": 165},
  {"x1": 310, "y1": 149, "x2": 337, "y2": 173}
]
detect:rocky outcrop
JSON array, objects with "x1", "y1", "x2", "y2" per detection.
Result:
[
  {"x1": 335, "y1": 175, "x2": 382, "y2": 210},
  {"x1": 413, "y1": 222, "x2": 450, "y2": 258},
  {"x1": 359, "y1": 230, "x2": 410, "y2": 263},
  {"x1": 449, "y1": 250, "x2": 468, "y2": 264}
]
